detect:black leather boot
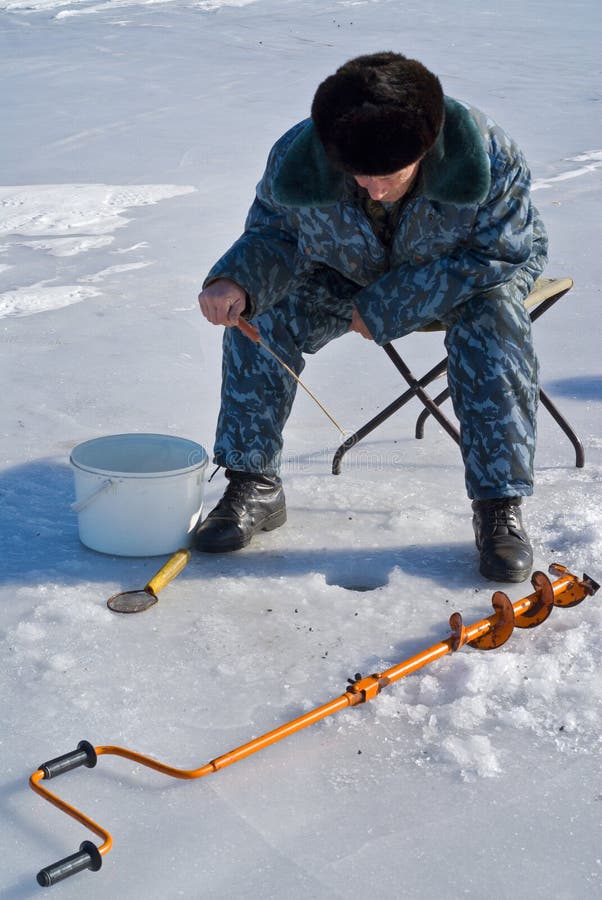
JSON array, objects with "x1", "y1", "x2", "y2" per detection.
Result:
[
  {"x1": 194, "y1": 469, "x2": 286, "y2": 552},
  {"x1": 472, "y1": 497, "x2": 533, "y2": 583}
]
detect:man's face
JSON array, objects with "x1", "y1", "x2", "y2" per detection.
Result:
[{"x1": 353, "y1": 160, "x2": 421, "y2": 202}]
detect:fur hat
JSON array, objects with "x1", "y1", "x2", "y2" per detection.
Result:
[{"x1": 311, "y1": 52, "x2": 444, "y2": 175}]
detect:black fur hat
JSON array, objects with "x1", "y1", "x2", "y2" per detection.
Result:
[{"x1": 311, "y1": 52, "x2": 444, "y2": 175}]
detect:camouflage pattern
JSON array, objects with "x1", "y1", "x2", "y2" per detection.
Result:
[
  {"x1": 214, "y1": 267, "x2": 358, "y2": 476},
  {"x1": 206, "y1": 98, "x2": 548, "y2": 499},
  {"x1": 444, "y1": 281, "x2": 540, "y2": 499}
]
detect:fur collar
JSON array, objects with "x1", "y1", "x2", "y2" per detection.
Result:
[{"x1": 272, "y1": 97, "x2": 491, "y2": 208}]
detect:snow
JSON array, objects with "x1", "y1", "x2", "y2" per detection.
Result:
[{"x1": 1, "y1": 0, "x2": 601, "y2": 897}]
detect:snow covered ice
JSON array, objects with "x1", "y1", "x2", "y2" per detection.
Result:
[{"x1": 1, "y1": 1, "x2": 601, "y2": 897}]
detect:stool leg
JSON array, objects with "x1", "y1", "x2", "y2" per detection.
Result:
[
  {"x1": 526, "y1": 289, "x2": 585, "y2": 468},
  {"x1": 332, "y1": 352, "x2": 457, "y2": 475},
  {"x1": 538, "y1": 388, "x2": 585, "y2": 467},
  {"x1": 413, "y1": 383, "x2": 585, "y2": 468},
  {"x1": 332, "y1": 382, "x2": 422, "y2": 475},
  {"x1": 415, "y1": 386, "x2": 452, "y2": 439},
  {"x1": 382, "y1": 346, "x2": 461, "y2": 444}
]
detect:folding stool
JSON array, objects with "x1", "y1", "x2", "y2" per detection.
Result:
[{"x1": 332, "y1": 277, "x2": 585, "y2": 474}]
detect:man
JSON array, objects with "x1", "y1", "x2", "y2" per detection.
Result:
[{"x1": 196, "y1": 52, "x2": 547, "y2": 583}]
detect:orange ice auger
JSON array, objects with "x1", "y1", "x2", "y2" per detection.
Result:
[{"x1": 30, "y1": 563, "x2": 598, "y2": 887}]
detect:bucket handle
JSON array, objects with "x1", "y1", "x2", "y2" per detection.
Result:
[{"x1": 71, "y1": 478, "x2": 115, "y2": 514}]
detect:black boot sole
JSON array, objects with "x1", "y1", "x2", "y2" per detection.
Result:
[
  {"x1": 261, "y1": 507, "x2": 287, "y2": 532},
  {"x1": 478, "y1": 560, "x2": 532, "y2": 584},
  {"x1": 196, "y1": 508, "x2": 287, "y2": 553}
]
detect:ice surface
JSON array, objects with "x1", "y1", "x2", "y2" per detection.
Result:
[{"x1": 1, "y1": 1, "x2": 601, "y2": 898}]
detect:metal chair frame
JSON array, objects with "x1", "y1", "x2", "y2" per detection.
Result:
[{"x1": 332, "y1": 278, "x2": 585, "y2": 474}]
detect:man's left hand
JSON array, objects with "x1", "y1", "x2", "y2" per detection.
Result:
[{"x1": 350, "y1": 307, "x2": 374, "y2": 340}]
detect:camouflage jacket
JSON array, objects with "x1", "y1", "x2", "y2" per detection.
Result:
[{"x1": 205, "y1": 97, "x2": 547, "y2": 345}]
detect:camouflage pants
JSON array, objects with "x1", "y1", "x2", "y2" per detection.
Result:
[{"x1": 213, "y1": 267, "x2": 539, "y2": 499}]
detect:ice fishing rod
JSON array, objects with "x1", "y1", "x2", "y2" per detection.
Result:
[
  {"x1": 236, "y1": 318, "x2": 347, "y2": 437},
  {"x1": 29, "y1": 563, "x2": 598, "y2": 887}
]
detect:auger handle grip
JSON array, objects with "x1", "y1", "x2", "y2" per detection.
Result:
[
  {"x1": 39, "y1": 740, "x2": 97, "y2": 779},
  {"x1": 37, "y1": 841, "x2": 102, "y2": 886}
]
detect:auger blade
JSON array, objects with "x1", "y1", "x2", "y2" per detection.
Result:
[
  {"x1": 449, "y1": 611, "x2": 467, "y2": 651},
  {"x1": 469, "y1": 590, "x2": 515, "y2": 650},
  {"x1": 514, "y1": 571, "x2": 555, "y2": 628},
  {"x1": 548, "y1": 564, "x2": 600, "y2": 608}
]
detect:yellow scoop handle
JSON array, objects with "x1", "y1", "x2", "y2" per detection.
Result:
[{"x1": 145, "y1": 549, "x2": 191, "y2": 596}]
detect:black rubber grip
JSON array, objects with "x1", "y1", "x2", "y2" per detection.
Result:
[
  {"x1": 39, "y1": 740, "x2": 97, "y2": 779},
  {"x1": 36, "y1": 841, "x2": 102, "y2": 886}
]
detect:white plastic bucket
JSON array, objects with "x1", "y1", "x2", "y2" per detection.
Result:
[{"x1": 70, "y1": 433, "x2": 209, "y2": 556}]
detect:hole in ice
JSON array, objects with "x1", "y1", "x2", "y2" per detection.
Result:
[{"x1": 325, "y1": 571, "x2": 388, "y2": 592}]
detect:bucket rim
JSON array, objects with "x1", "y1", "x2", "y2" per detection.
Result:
[{"x1": 70, "y1": 432, "x2": 209, "y2": 478}]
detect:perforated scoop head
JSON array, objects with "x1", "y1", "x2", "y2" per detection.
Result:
[
  {"x1": 106, "y1": 549, "x2": 190, "y2": 614},
  {"x1": 107, "y1": 589, "x2": 159, "y2": 614}
]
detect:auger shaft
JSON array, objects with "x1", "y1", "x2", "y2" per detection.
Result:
[{"x1": 29, "y1": 564, "x2": 598, "y2": 887}]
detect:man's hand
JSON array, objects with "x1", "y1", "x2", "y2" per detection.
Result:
[
  {"x1": 350, "y1": 306, "x2": 374, "y2": 340},
  {"x1": 198, "y1": 278, "x2": 247, "y2": 326}
]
